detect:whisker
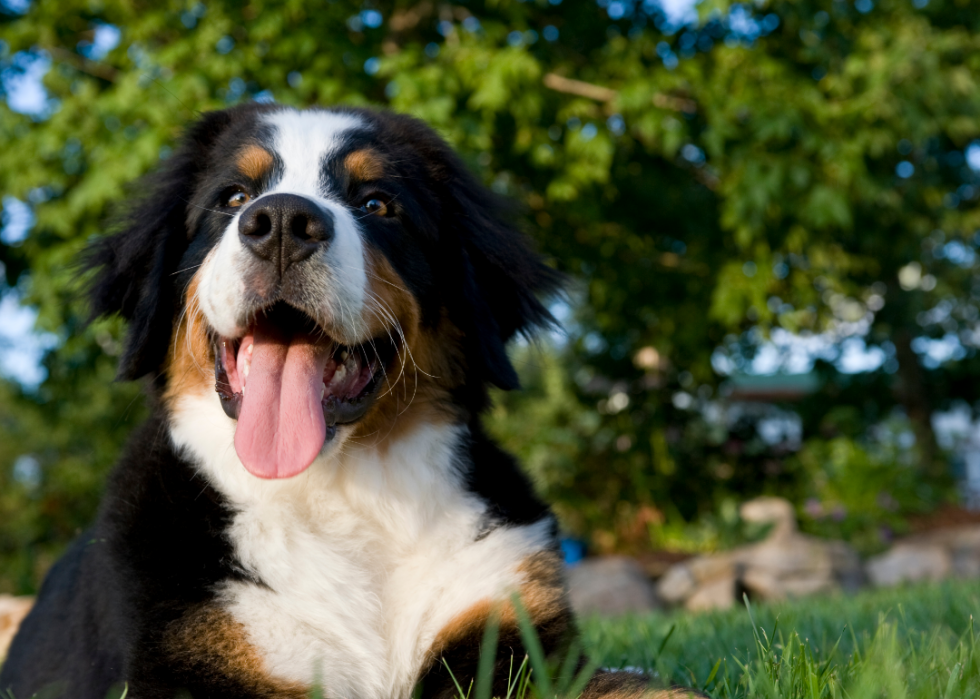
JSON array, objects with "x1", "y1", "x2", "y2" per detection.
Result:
[
  {"x1": 170, "y1": 262, "x2": 205, "y2": 277},
  {"x1": 178, "y1": 196, "x2": 237, "y2": 218}
]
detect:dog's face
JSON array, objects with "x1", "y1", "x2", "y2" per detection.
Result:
[{"x1": 89, "y1": 105, "x2": 559, "y2": 479}]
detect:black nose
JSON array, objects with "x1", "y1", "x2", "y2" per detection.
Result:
[{"x1": 238, "y1": 193, "x2": 335, "y2": 275}]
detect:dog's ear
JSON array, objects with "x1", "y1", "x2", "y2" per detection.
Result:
[
  {"x1": 85, "y1": 109, "x2": 236, "y2": 380},
  {"x1": 441, "y1": 162, "x2": 564, "y2": 391}
]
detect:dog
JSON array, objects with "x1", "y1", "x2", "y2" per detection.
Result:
[{"x1": 1, "y1": 104, "x2": 702, "y2": 699}]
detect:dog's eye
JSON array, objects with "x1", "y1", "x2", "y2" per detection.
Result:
[
  {"x1": 225, "y1": 190, "x2": 251, "y2": 208},
  {"x1": 360, "y1": 198, "x2": 389, "y2": 217}
]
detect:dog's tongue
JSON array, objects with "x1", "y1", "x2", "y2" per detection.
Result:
[{"x1": 234, "y1": 324, "x2": 331, "y2": 479}]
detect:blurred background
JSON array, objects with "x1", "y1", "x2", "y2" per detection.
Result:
[{"x1": 1, "y1": 0, "x2": 979, "y2": 602}]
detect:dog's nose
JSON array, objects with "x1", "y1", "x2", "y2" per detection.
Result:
[{"x1": 238, "y1": 193, "x2": 334, "y2": 275}]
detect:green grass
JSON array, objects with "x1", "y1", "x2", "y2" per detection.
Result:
[{"x1": 581, "y1": 579, "x2": 980, "y2": 697}]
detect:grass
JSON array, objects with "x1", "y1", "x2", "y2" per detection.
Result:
[
  {"x1": 581, "y1": 579, "x2": 980, "y2": 698},
  {"x1": 2, "y1": 581, "x2": 978, "y2": 698}
]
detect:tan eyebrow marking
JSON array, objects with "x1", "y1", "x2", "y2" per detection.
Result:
[
  {"x1": 344, "y1": 148, "x2": 386, "y2": 181},
  {"x1": 236, "y1": 144, "x2": 274, "y2": 180}
]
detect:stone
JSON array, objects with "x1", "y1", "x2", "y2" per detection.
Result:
[
  {"x1": 866, "y1": 543, "x2": 952, "y2": 587},
  {"x1": 0, "y1": 595, "x2": 33, "y2": 661},
  {"x1": 566, "y1": 556, "x2": 659, "y2": 617},
  {"x1": 740, "y1": 497, "x2": 797, "y2": 537},
  {"x1": 685, "y1": 575, "x2": 737, "y2": 611},
  {"x1": 656, "y1": 497, "x2": 863, "y2": 610},
  {"x1": 656, "y1": 563, "x2": 696, "y2": 604},
  {"x1": 952, "y1": 545, "x2": 980, "y2": 578},
  {"x1": 686, "y1": 552, "x2": 737, "y2": 583}
]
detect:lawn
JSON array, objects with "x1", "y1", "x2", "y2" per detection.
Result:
[{"x1": 582, "y1": 579, "x2": 980, "y2": 698}]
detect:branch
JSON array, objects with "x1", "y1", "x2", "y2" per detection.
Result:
[
  {"x1": 543, "y1": 72, "x2": 697, "y2": 114},
  {"x1": 44, "y1": 46, "x2": 118, "y2": 82},
  {"x1": 542, "y1": 73, "x2": 616, "y2": 102}
]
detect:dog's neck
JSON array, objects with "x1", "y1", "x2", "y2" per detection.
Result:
[{"x1": 167, "y1": 389, "x2": 475, "y2": 536}]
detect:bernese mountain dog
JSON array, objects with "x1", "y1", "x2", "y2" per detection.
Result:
[{"x1": 0, "y1": 105, "x2": 703, "y2": 699}]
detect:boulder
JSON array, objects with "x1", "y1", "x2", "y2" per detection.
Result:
[
  {"x1": 0, "y1": 595, "x2": 33, "y2": 660},
  {"x1": 866, "y1": 543, "x2": 952, "y2": 587},
  {"x1": 864, "y1": 524, "x2": 980, "y2": 587},
  {"x1": 657, "y1": 563, "x2": 698, "y2": 604},
  {"x1": 656, "y1": 497, "x2": 862, "y2": 610},
  {"x1": 685, "y1": 575, "x2": 737, "y2": 611},
  {"x1": 656, "y1": 563, "x2": 696, "y2": 604},
  {"x1": 566, "y1": 556, "x2": 659, "y2": 617}
]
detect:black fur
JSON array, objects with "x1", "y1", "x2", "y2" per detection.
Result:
[{"x1": 1, "y1": 416, "x2": 249, "y2": 699}]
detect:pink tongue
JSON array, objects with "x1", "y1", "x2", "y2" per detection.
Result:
[{"x1": 234, "y1": 325, "x2": 331, "y2": 479}]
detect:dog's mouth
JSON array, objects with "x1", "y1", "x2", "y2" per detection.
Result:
[{"x1": 213, "y1": 303, "x2": 398, "y2": 479}]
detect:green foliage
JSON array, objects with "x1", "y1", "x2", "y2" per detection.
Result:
[
  {"x1": 2, "y1": 0, "x2": 980, "y2": 588},
  {"x1": 791, "y1": 428, "x2": 951, "y2": 554}
]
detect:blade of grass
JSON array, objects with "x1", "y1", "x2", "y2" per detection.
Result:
[
  {"x1": 512, "y1": 594, "x2": 553, "y2": 699},
  {"x1": 442, "y1": 657, "x2": 472, "y2": 699},
  {"x1": 701, "y1": 657, "x2": 722, "y2": 693},
  {"x1": 505, "y1": 653, "x2": 531, "y2": 699},
  {"x1": 656, "y1": 624, "x2": 676, "y2": 659},
  {"x1": 474, "y1": 612, "x2": 501, "y2": 699}
]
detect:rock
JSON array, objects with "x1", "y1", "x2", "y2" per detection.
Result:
[
  {"x1": 740, "y1": 497, "x2": 797, "y2": 539},
  {"x1": 656, "y1": 497, "x2": 862, "y2": 610},
  {"x1": 952, "y1": 544, "x2": 980, "y2": 578},
  {"x1": 866, "y1": 543, "x2": 951, "y2": 587},
  {"x1": 686, "y1": 552, "x2": 737, "y2": 583},
  {"x1": 656, "y1": 564, "x2": 696, "y2": 604},
  {"x1": 685, "y1": 575, "x2": 737, "y2": 611},
  {"x1": 0, "y1": 595, "x2": 33, "y2": 660},
  {"x1": 566, "y1": 556, "x2": 659, "y2": 617}
]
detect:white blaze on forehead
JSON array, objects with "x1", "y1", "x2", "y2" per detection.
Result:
[{"x1": 263, "y1": 109, "x2": 364, "y2": 196}]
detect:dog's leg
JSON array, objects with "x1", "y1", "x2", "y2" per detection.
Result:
[
  {"x1": 129, "y1": 604, "x2": 310, "y2": 699},
  {"x1": 416, "y1": 551, "x2": 706, "y2": 699}
]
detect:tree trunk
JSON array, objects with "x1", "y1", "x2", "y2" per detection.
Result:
[{"x1": 893, "y1": 328, "x2": 943, "y2": 479}]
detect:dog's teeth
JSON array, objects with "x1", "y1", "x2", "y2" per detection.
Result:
[
  {"x1": 338, "y1": 349, "x2": 349, "y2": 362},
  {"x1": 334, "y1": 363, "x2": 347, "y2": 383},
  {"x1": 243, "y1": 360, "x2": 250, "y2": 379},
  {"x1": 246, "y1": 343, "x2": 253, "y2": 356}
]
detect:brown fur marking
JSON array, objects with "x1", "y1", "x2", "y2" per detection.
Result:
[
  {"x1": 351, "y1": 250, "x2": 464, "y2": 447},
  {"x1": 427, "y1": 550, "x2": 569, "y2": 661},
  {"x1": 164, "y1": 272, "x2": 214, "y2": 407},
  {"x1": 164, "y1": 605, "x2": 309, "y2": 698},
  {"x1": 236, "y1": 144, "x2": 274, "y2": 181},
  {"x1": 345, "y1": 148, "x2": 387, "y2": 181}
]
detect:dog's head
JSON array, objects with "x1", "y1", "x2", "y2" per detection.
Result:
[{"x1": 88, "y1": 105, "x2": 560, "y2": 479}]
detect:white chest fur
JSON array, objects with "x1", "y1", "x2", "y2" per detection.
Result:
[{"x1": 169, "y1": 393, "x2": 554, "y2": 699}]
